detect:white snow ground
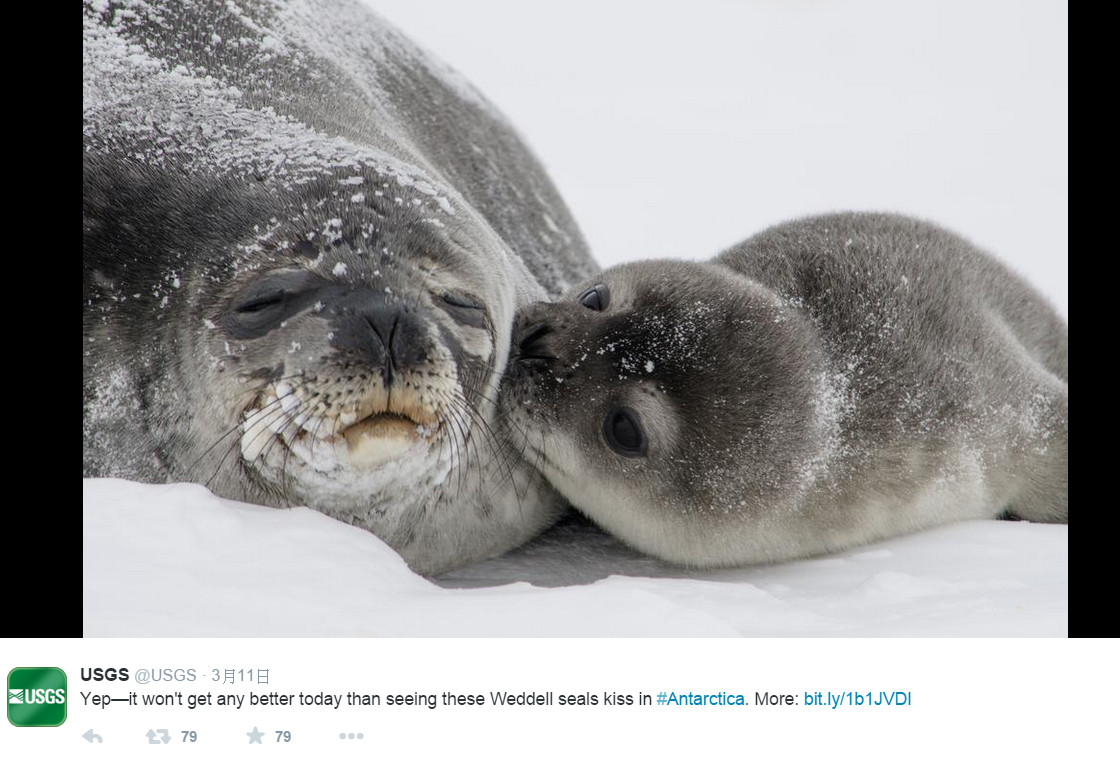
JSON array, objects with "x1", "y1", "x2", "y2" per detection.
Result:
[
  {"x1": 83, "y1": 1, "x2": 1067, "y2": 637},
  {"x1": 84, "y1": 479, "x2": 1066, "y2": 637}
]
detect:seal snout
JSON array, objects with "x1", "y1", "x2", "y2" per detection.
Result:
[
  {"x1": 515, "y1": 322, "x2": 557, "y2": 363},
  {"x1": 327, "y1": 292, "x2": 443, "y2": 437},
  {"x1": 330, "y1": 289, "x2": 430, "y2": 377},
  {"x1": 237, "y1": 284, "x2": 456, "y2": 473}
]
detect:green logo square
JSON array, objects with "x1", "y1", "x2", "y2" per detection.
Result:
[{"x1": 7, "y1": 668, "x2": 67, "y2": 727}]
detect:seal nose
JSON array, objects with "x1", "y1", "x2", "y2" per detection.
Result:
[
  {"x1": 362, "y1": 304, "x2": 427, "y2": 361},
  {"x1": 329, "y1": 290, "x2": 429, "y2": 382},
  {"x1": 516, "y1": 322, "x2": 556, "y2": 363}
]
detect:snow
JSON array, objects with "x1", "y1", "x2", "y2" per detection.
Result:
[
  {"x1": 83, "y1": 1, "x2": 1066, "y2": 637},
  {"x1": 84, "y1": 479, "x2": 1066, "y2": 637}
]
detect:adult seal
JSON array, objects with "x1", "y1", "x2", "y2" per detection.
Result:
[
  {"x1": 83, "y1": 0, "x2": 597, "y2": 575},
  {"x1": 504, "y1": 213, "x2": 1067, "y2": 568}
]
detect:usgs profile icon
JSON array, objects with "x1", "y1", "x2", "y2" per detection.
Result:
[{"x1": 7, "y1": 667, "x2": 67, "y2": 726}]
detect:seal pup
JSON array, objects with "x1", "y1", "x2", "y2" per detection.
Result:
[
  {"x1": 503, "y1": 212, "x2": 1067, "y2": 568},
  {"x1": 83, "y1": 0, "x2": 597, "y2": 574}
]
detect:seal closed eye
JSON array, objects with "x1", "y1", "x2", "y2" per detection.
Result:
[
  {"x1": 235, "y1": 292, "x2": 284, "y2": 314},
  {"x1": 435, "y1": 293, "x2": 489, "y2": 329},
  {"x1": 226, "y1": 272, "x2": 328, "y2": 338},
  {"x1": 502, "y1": 212, "x2": 1068, "y2": 569}
]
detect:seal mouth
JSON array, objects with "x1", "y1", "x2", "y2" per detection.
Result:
[
  {"x1": 240, "y1": 380, "x2": 442, "y2": 471},
  {"x1": 340, "y1": 412, "x2": 438, "y2": 469},
  {"x1": 342, "y1": 412, "x2": 422, "y2": 444}
]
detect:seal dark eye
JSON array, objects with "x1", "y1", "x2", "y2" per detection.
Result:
[
  {"x1": 578, "y1": 283, "x2": 610, "y2": 311},
  {"x1": 603, "y1": 406, "x2": 647, "y2": 458}
]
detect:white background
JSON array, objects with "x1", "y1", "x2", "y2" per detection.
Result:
[{"x1": 371, "y1": 0, "x2": 1068, "y2": 317}]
